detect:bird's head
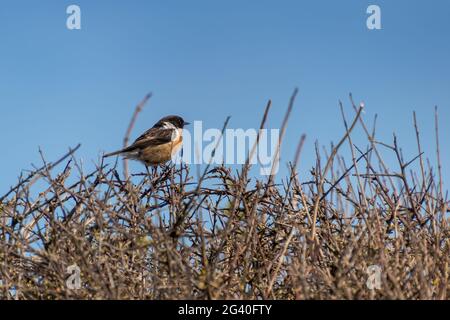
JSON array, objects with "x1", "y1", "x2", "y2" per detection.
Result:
[{"x1": 154, "y1": 115, "x2": 190, "y2": 129}]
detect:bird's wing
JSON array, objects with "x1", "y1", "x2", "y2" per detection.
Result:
[{"x1": 120, "y1": 128, "x2": 174, "y2": 153}]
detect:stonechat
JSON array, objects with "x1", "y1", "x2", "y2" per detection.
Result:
[{"x1": 104, "y1": 115, "x2": 189, "y2": 166}]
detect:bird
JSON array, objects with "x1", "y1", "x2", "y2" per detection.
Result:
[{"x1": 104, "y1": 115, "x2": 189, "y2": 166}]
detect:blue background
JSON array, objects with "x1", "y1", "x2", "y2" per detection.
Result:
[{"x1": 1, "y1": 0, "x2": 449, "y2": 192}]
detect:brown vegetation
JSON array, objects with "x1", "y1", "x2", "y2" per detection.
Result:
[{"x1": 0, "y1": 91, "x2": 448, "y2": 299}]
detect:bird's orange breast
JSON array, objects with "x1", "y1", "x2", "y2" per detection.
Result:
[{"x1": 139, "y1": 134, "x2": 183, "y2": 166}]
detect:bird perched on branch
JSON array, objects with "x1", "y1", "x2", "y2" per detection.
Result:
[{"x1": 104, "y1": 115, "x2": 189, "y2": 166}]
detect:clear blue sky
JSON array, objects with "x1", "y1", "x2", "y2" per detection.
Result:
[{"x1": 1, "y1": 0, "x2": 449, "y2": 193}]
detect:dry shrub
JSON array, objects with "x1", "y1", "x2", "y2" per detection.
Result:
[{"x1": 0, "y1": 92, "x2": 448, "y2": 300}]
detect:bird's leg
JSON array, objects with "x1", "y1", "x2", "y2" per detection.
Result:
[
  {"x1": 160, "y1": 163, "x2": 169, "y2": 175},
  {"x1": 145, "y1": 165, "x2": 154, "y2": 184}
]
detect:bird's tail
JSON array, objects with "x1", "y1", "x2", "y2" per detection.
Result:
[{"x1": 103, "y1": 149, "x2": 124, "y2": 158}]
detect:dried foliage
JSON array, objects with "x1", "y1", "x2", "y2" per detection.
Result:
[{"x1": 0, "y1": 93, "x2": 449, "y2": 300}]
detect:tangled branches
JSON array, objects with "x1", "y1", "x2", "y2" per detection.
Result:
[{"x1": 0, "y1": 95, "x2": 448, "y2": 299}]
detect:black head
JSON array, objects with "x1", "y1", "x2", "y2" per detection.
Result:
[{"x1": 154, "y1": 115, "x2": 189, "y2": 129}]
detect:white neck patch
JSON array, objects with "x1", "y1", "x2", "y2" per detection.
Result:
[
  {"x1": 162, "y1": 122, "x2": 181, "y2": 141},
  {"x1": 162, "y1": 121, "x2": 177, "y2": 130}
]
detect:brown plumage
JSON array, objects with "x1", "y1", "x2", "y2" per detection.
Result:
[{"x1": 104, "y1": 115, "x2": 189, "y2": 166}]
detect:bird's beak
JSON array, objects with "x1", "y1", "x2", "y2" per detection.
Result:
[{"x1": 184, "y1": 122, "x2": 190, "y2": 125}]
